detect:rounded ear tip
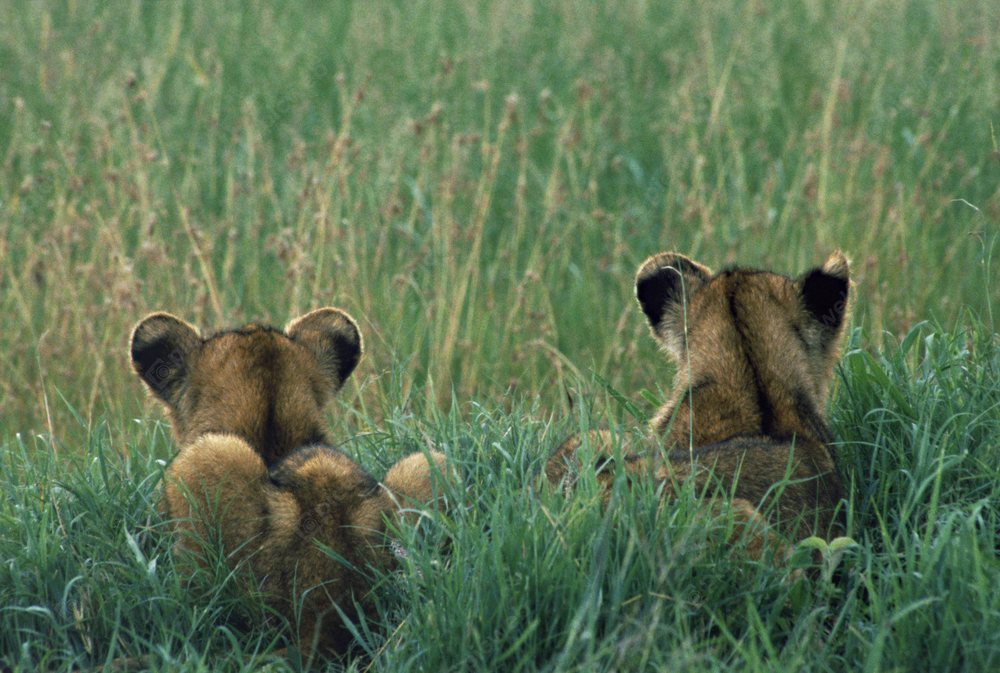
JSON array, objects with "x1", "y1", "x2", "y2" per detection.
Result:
[
  {"x1": 133, "y1": 311, "x2": 190, "y2": 327},
  {"x1": 300, "y1": 307, "x2": 356, "y2": 323},
  {"x1": 635, "y1": 252, "x2": 680, "y2": 284},
  {"x1": 821, "y1": 251, "x2": 850, "y2": 280},
  {"x1": 327, "y1": 309, "x2": 363, "y2": 355},
  {"x1": 634, "y1": 252, "x2": 713, "y2": 312},
  {"x1": 287, "y1": 307, "x2": 361, "y2": 337},
  {"x1": 635, "y1": 252, "x2": 713, "y2": 286},
  {"x1": 286, "y1": 307, "x2": 365, "y2": 383},
  {"x1": 132, "y1": 311, "x2": 181, "y2": 331},
  {"x1": 130, "y1": 312, "x2": 199, "y2": 351}
]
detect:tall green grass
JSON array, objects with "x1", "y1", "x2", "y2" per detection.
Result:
[
  {"x1": 0, "y1": 425, "x2": 281, "y2": 670},
  {"x1": 0, "y1": 0, "x2": 997, "y2": 438},
  {"x1": 2, "y1": 320, "x2": 999, "y2": 671},
  {"x1": 1, "y1": 0, "x2": 999, "y2": 670}
]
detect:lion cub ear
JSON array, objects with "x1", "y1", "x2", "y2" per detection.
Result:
[
  {"x1": 635, "y1": 253, "x2": 713, "y2": 351},
  {"x1": 799, "y1": 251, "x2": 850, "y2": 335},
  {"x1": 286, "y1": 308, "x2": 364, "y2": 390},
  {"x1": 131, "y1": 313, "x2": 202, "y2": 407}
]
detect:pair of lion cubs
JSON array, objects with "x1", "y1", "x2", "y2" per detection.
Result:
[{"x1": 132, "y1": 251, "x2": 850, "y2": 659}]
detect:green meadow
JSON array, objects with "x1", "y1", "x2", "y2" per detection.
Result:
[{"x1": 1, "y1": 0, "x2": 999, "y2": 670}]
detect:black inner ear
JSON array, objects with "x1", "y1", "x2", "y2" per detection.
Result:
[
  {"x1": 636, "y1": 257, "x2": 708, "y2": 328},
  {"x1": 328, "y1": 331, "x2": 362, "y2": 383},
  {"x1": 289, "y1": 310, "x2": 363, "y2": 387},
  {"x1": 131, "y1": 335, "x2": 189, "y2": 398},
  {"x1": 801, "y1": 269, "x2": 849, "y2": 329},
  {"x1": 299, "y1": 330, "x2": 361, "y2": 386},
  {"x1": 636, "y1": 269, "x2": 682, "y2": 328}
]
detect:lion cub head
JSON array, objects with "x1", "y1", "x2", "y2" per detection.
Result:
[
  {"x1": 634, "y1": 251, "x2": 850, "y2": 447},
  {"x1": 131, "y1": 308, "x2": 362, "y2": 466}
]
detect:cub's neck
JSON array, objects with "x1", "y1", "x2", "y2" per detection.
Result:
[{"x1": 653, "y1": 371, "x2": 833, "y2": 453}]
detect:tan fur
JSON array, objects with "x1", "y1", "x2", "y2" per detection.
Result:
[
  {"x1": 132, "y1": 309, "x2": 460, "y2": 659},
  {"x1": 545, "y1": 253, "x2": 851, "y2": 557},
  {"x1": 163, "y1": 436, "x2": 457, "y2": 657},
  {"x1": 384, "y1": 451, "x2": 462, "y2": 525},
  {"x1": 131, "y1": 308, "x2": 363, "y2": 467}
]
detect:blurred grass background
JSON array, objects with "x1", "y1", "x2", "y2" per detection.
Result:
[{"x1": 1, "y1": 0, "x2": 997, "y2": 444}]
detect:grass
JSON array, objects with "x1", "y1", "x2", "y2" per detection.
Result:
[
  {"x1": 1, "y1": 0, "x2": 999, "y2": 670},
  {"x1": 1, "y1": 0, "x2": 998, "y2": 436},
  {"x1": 3, "y1": 323, "x2": 1000, "y2": 671}
]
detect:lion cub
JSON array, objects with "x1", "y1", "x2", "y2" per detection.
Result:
[
  {"x1": 131, "y1": 308, "x2": 363, "y2": 467},
  {"x1": 131, "y1": 309, "x2": 457, "y2": 657},
  {"x1": 545, "y1": 253, "x2": 850, "y2": 555}
]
